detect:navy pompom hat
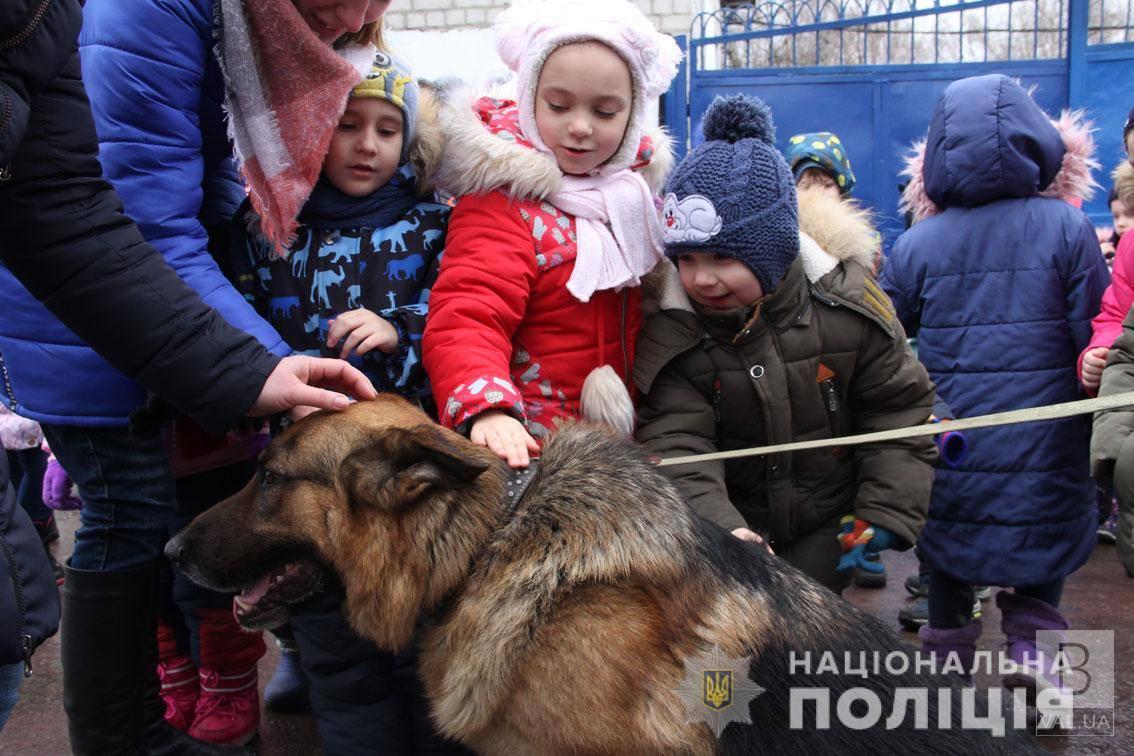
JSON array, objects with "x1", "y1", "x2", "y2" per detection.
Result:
[{"x1": 662, "y1": 95, "x2": 799, "y2": 293}]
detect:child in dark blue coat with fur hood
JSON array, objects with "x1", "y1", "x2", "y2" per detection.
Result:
[{"x1": 881, "y1": 74, "x2": 1107, "y2": 696}]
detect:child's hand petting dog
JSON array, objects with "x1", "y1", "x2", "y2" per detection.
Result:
[
  {"x1": 731, "y1": 527, "x2": 774, "y2": 554},
  {"x1": 326, "y1": 309, "x2": 399, "y2": 359},
  {"x1": 471, "y1": 411, "x2": 540, "y2": 468}
]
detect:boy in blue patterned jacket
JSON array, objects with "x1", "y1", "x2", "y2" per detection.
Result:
[
  {"x1": 233, "y1": 51, "x2": 447, "y2": 415},
  {"x1": 229, "y1": 52, "x2": 457, "y2": 752}
]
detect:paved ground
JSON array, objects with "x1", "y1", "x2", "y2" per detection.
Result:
[{"x1": 3, "y1": 509, "x2": 1132, "y2": 754}]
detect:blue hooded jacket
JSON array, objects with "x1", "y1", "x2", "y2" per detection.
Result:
[
  {"x1": 880, "y1": 75, "x2": 1108, "y2": 587},
  {"x1": 0, "y1": 0, "x2": 288, "y2": 427}
]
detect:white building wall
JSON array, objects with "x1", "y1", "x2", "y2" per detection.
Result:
[
  {"x1": 386, "y1": 0, "x2": 716, "y2": 90},
  {"x1": 383, "y1": 0, "x2": 716, "y2": 38}
]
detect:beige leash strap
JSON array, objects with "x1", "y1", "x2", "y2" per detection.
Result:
[{"x1": 655, "y1": 391, "x2": 1134, "y2": 468}]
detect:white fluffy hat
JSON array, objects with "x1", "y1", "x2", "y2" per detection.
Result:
[{"x1": 494, "y1": 0, "x2": 683, "y2": 174}]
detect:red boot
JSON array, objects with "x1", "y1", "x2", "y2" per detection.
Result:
[
  {"x1": 156, "y1": 620, "x2": 198, "y2": 732},
  {"x1": 187, "y1": 608, "x2": 266, "y2": 745}
]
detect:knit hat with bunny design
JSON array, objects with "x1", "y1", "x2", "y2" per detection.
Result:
[{"x1": 663, "y1": 95, "x2": 800, "y2": 294}]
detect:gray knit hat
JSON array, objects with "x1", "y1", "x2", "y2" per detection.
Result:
[{"x1": 662, "y1": 95, "x2": 799, "y2": 293}]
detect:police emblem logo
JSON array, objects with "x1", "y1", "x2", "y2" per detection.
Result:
[
  {"x1": 703, "y1": 669, "x2": 733, "y2": 710},
  {"x1": 675, "y1": 644, "x2": 764, "y2": 738}
]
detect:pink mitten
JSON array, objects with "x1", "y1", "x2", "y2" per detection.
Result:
[{"x1": 42, "y1": 457, "x2": 82, "y2": 510}]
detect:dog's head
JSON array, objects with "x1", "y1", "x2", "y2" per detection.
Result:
[{"x1": 166, "y1": 395, "x2": 495, "y2": 648}]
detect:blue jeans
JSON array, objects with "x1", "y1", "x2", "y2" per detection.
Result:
[
  {"x1": 0, "y1": 661, "x2": 22, "y2": 732},
  {"x1": 40, "y1": 424, "x2": 175, "y2": 571}
]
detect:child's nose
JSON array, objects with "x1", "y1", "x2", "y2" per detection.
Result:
[
  {"x1": 336, "y1": 1, "x2": 369, "y2": 32},
  {"x1": 357, "y1": 133, "x2": 378, "y2": 154},
  {"x1": 567, "y1": 117, "x2": 593, "y2": 138}
]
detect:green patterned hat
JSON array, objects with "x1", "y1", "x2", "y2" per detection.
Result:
[{"x1": 785, "y1": 131, "x2": 856, "y2": 196}]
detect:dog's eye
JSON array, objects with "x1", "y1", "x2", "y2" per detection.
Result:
[{"x1": 261, "y1": 469, "x2": 280, "y2": 488}]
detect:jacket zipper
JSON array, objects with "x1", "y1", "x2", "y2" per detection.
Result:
[
  {"x1": 1, "y1": 0, "x2": 53, "y2": 50},
  {"x1": 0, "y1": 87, "x2": 13, "y2": 161},
  {"x1": 619, "y1": 290, "x2": 629, "y2": 377},
  {"x1": 711, "y1": 377, "x2": 722, "y2": 425},
  {"x1": 0, "y1": 352, "x2": 17, "y2": 407},
  {"x1": 822, "y1": 378, "x2": 839, "y2": 413},
  {"x1": 0, "y1": 536, "x2": 32, "y2": 676},
  {"x1": 750, "y1": 308, "x2": 793, "y2": 539}
]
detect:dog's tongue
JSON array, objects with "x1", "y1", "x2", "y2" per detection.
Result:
[{"x1": 234, "y1": 573, "x2": 274, "y2": 614}]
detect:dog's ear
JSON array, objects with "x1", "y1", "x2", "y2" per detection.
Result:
[{"x1": 342, "y1": 424, "x2": 490, "y2": 510}]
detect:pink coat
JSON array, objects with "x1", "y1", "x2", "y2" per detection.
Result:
[{"x1": 1080, "y1": 232, "x2": 1133, "y2": 392}]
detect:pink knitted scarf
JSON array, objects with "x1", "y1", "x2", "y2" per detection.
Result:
[
  {"x1": 550, "y1": 171, "x2": 665, "y2": 303},
  {"x1": 216, "y1": 0, "x2": 375, "y2": 256}
]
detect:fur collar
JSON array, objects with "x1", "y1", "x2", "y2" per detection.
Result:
[
  {"x1": 644, "y1": 190, "x2": 879, "y2": 316},
  {"x1": 433, "y1": 91, "x2": 674, "y2": 201},
  {"x1": 1114, "y1": 161, "x2": 1134, "y2": 204},
  {"x1": 900, "y1": 108, "x2": 1099, "y2": 224}
]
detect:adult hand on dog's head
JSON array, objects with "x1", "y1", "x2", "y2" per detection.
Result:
[
  {"x1": 248, "y1": 355, "x2": 377, "y2": 417},
  {"x1": 287, "y1": 405, "x2": 321, "y2": 423},
  {"x1": 731, "y1": 528, "x2": 774, "y2": 555},
  {"x1": 470, "y1": 411, "x2": 540, "y2": 468}
]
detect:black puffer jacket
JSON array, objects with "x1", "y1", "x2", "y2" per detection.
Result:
[
  {"x1": 0, "y1": 453, "x2": 57, "y2": 668},
  {"x1": 0, "y1": 0, "x2": 278, "y2": 435}
]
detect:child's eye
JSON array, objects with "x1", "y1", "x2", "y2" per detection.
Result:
[
  {"x1": 594, "y1": 110, "x2": 618, "y2": 119},
  {"x1": 379, "y1": 129, "x2": 399, "y2": 138},
  {"x1": 547, "y1": 103, "x2": 567, "y2": 113},
  {"x1": 338, "y1": 122, "x2": 356, "y2": 131},
  {"x1": 677, "y1": 254, "x2": 693, "y2": 263}
]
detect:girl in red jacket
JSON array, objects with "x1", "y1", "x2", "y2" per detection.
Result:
[
  {"x1": 423, "y1": 0, "x2": 680, "y2": 466},
  {"x1": 1081, "y1": 160, "x2": 1134, "y2": 393}
]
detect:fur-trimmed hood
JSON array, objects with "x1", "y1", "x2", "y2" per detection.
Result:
[
  {"x1": 433, "y1": 92, "x2": 674, "y2": 200},
  {"x1": 1114, "y1": 160, "x2": 1134, "y2": 205},
  {"x1": 644, "y1": 188, "x2": 879, "y2": 315},
  {"x1": 900, "y1": 75, "x2": 1098, "y2": 224}
]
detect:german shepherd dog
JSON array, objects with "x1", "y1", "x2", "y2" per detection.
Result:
[{"x1": 167, "y1": 396, "x2": 1041, "y2": 754}]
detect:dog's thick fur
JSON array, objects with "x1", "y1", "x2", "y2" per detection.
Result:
[{"x1": 169, "y1": 396, "x2": 1041, "y2": 754}]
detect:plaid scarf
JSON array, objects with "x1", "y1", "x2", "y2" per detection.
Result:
[{"x1": 214, "y1": 0, "x2": 375, "y2": 256}]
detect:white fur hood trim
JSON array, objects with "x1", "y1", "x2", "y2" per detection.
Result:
[{"x1": 433, "y1": 89, "x2": 674, "y2": 201}]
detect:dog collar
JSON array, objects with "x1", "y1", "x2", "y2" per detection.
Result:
[{"x1": 503, "y1": 459, "x2": 540, "y2": 514}]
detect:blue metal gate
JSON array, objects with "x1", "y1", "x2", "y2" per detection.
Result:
[{"x1": 665, "y1": 0, "x2": 1134, "y2": 247}]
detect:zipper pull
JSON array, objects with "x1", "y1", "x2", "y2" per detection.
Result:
[
  {"x1": 823, "y1": 379, "x2": 839, "y2": 413},
  {"x1": 22, "y1": 634, "x2": 32, "y2": 677},
  {"x1": 0, "y1": 164, "x2": 11, "y2": 182},
  {"x1": 711, "y1": 378, "x2": 722, "y2": 424}
]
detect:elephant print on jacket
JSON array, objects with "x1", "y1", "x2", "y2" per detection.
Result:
[{"x1": 311, "y1": 266, "x2": 346, "y2": 308}]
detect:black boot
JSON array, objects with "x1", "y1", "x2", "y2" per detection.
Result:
[
  {"x1": 61, "y1": 560, "x2": 256, "y2": 756},
  {"x1": 62, "y1": 560, "x2": 151, "y2": 755}
]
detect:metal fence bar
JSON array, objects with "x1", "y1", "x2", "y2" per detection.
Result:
[
  {"x1": 689, "y1": 0, "x2": 1020, "y2": 45},
  {"x1": 691, "y1": 0, "x2": 1132, "y2": 70}
]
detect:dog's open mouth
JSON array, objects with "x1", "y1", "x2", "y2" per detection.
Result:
[{"x1": 232, "y1": 560, "x2": 324, "y2": 630}]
